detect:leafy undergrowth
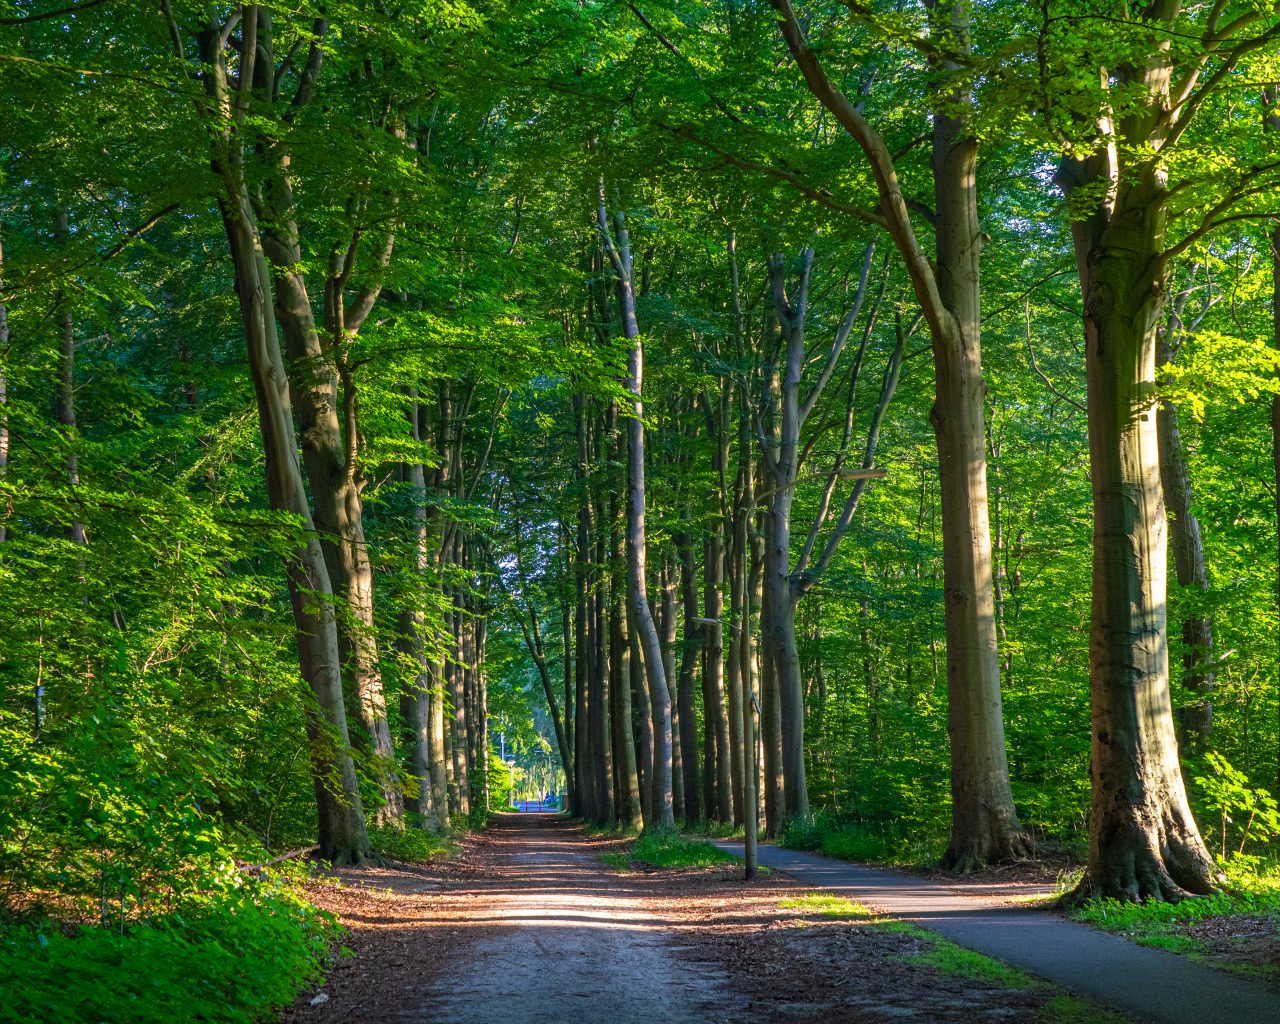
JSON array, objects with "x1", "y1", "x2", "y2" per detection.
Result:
[
  {"x1": 601, "y1": 831, "x2": 740, "y2": 871},
  {"x1": 779, "y1": 813, "x2": 948, "y2": 867},
  {"x1": 0, "y1": 879, "x2": 335, "y2": 1024},
  {"x1": 1072, "y1": 866, "x2": 1280, "y2": 984},
  {"x1": 369, "y1": 825, "x2": 460, "y2": 865},
  {"x1": 778, "y1": 893, "x2": 1129, "y2": 1023}
]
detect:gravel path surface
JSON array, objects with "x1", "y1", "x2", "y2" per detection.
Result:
[{"x1": 714, "y1": 839, "x2": 1280, "y2": 1024}]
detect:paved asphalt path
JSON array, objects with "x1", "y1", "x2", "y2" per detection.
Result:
[{"x1": 714, "y1": 839, "x2": 1278, "y2": 1024}]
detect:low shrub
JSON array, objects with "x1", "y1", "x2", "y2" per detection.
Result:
[
  {"x1": 602, "y1": 831, "x2": 739, "y2": 870},
  {"x1": 0, "y1": 879, "x2": 335, "y2": 1024},
  {"x1": 369, "y1": 824, "x2": 458, "y2": 864}
]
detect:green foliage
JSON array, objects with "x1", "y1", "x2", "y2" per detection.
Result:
[
  {"x1": 1073, "y1": 868, "x2": 1280, "y2": 976},
  {"x1": 601, "y1": 832, "x2": 738, "y2": 871},
  {"x1": 368, "y1": 825, "x2": 458, "y2": 865},
  {"x1": 779, "y1": 813, "x2": 948, "y2": 868},
  {"x1": 777, "y1": 893, "x2": 869, "y2": 918},
  {"x1": 0, "y1": 879, "x2": 334, "y2": 1024},
  {"x1": 1194, "y1": 754, "x2": 1280, "y2": 865}
]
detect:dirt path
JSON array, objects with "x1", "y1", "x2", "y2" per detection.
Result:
[
  {"x1": 285, "y1": 816, "x2": 1158, "y2": 1024},
  {"x1": 408, "y1": 816, "x2": 729, "y2": 1024},
  {"x1": 715, "y1": 839, "x2": 1280, "y2": 1024}
]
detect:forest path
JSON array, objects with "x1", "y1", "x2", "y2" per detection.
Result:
[
  {"x1": 407, "y1": 814, "x2": 731, "y2": 1024},
  {"x1": 714, "y1": 839, "x2": 1279, "y2": 1024}
]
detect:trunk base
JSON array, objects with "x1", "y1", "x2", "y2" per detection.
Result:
[
  {"x1": 1065, "y1": 817, "x2": 1223, "y2": 906},
  {"x1": 941, "y1": 823, "x2": 1035, "y2": 873}
]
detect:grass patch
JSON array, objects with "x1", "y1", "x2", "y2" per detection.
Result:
[
  {"x1": 0, "y1": 880, "x2": 334, "y2": 1024},
  {"x1": 776, "y1": 891, "x2": 1134, "y2": 1022},
  {"x1": 778, "y1": 892, "x2": 870, "y2": 919},
  {"x1": 779, "y1": 815, "x2": 947, "y2": 867},
  {"x1": 1041, "y1": 995, "x2": 1132, "y2": 1024},
  {"x1": 1071, "y1": 870, "x2": 1280, "y2": 981},
  {"x1": 907, "y1": 938, "x2": 1032, "y2": 987},
  {"x1": 369, "y1": 824, "x2": 459, "y2": 864},
  {"x1": 601, "y1": 831, "x2": 740, "y2": 871}
]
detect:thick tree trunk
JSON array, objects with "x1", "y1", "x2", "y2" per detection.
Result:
[
  {"x1": 1063, "y1": 163, "x2": 1221, "y2": 902},
  {"x1": 925, "y1": 1, "x2": 1027, "y2": 871}
]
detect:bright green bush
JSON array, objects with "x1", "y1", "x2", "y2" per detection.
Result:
[
  {"x1": 0, "y1": 880, "x2": 335, "y2": 1024},
  {"x1": 368, "y1": 824, "x2": 458, "y2": 864},
  {"x1": 602, "y1": 831, "x2": 738, "y2": 870}
]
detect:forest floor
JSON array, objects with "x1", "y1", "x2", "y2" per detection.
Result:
[{"x1": 278, "y1": 814, "x2": 1193, "y2": 1024}]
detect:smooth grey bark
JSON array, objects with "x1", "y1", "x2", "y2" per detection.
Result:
[
  {"x1": 195, "y1": 17, "x2": 369, "y2": 864},
  {"x1": 1056, "y1": 58, "x2": 1221, "y2": 902},
  {"x1": 240, "y1": 9, "x2": 402, "y2": 826},
  {"x1": 597, "y1": 187, "x2": 675, "y2": 830},
  {"x1": 609, "y1": 469, "x2": 643, "y2": 828}
]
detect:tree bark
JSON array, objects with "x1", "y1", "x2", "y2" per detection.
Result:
[
  {"x1": 676, "y1": 536, "x2": 704, "y2": 821},
  {"x1": 198, "y1": 20, "x2": 369, "y2": 863},
  {"x1": 598, "y1": 189, "x2": 675, "y2": 830},
  {"x1": 927, "y1": 0, "x2": 1027, "y2": 869},
  {"x1": 1059, "y1": 156, "x2": 1221, "y2": 902}
]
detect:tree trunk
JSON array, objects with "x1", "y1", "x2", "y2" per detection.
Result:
[
  {"x1": 401, "y1": 390, "x2": 448, "y2": 830},
  {"x1": 610, "y1": 485, "x2": 643, "y2": 827},
  {"x1": 199, "y1": 23, "x2": 369, "y2": 863},
  {"x1": 1062, "y1": 161, "x2": 1221, "y2": 902},
  {"x1": 53, "y1": 209, "x2": 85, "y2": 548},
  {"x1": 676, "y1": 536, "x2": 703, "y2": 822},
  {"x1": 1156, "y1": 339, "x2": 1214, "y2": 743},
  {"x1": 599, "y1": 192, "x2": 675, "y2": 831}
]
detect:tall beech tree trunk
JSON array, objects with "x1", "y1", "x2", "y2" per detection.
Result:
[
  {"x1": 769, "y1": 0, "x2": 1026, "y2": 862},
  {"x1": 197, "y1": 20, "x2": 369, "y2": 863},
  {"x1": 239, "y1": 11, "x2": 402, "y2": 826},
  {"x1": 1059, "y1": 160, "x2": 1220, "y2": 902},
  {"x1": 573, "y1": 392, "x2": 592, "y2": 817},
  {"x1": 660, "y1": 559, "x2": 684, "y2": 820},
  {"x1": 926, "y1": 5, "x2": 1026, "y2": 868},
  {"x1": 598, "y1": 188, "x2": 675, "y2": 830},
  {"x1": 610, "y1": 473, "x2": 643, "y2": 828}
]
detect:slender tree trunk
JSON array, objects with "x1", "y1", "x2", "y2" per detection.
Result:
[
  {"x1": 1156, "y1": 338, "x2": 1214, "y2": 743},
  {"x1": 660, "y1": 559, "x2": 684, "y2": 821},
  {"x1": 53, "y1": 209, "x2": 85, "y2": 548},
  {"x1": 676, "y1": 536, "x2": 703, "y2": 821},
  {"x1": 610, "y1": 482, "x2": 643, "y2": 827},
  {"x1": 599, "y1": 193, "x2": 674, "y2": 830},
  {"x1": 401, "y1": 390, "x2": 448, "y2": 829},
  {"x1": 725, "y1": 473, "x2": 747, "y2": 826},
  {"x1": 0, "y1": 227, "x2": 10, "y2": 546},
  {"x1": 573, "y1": 394, "x2": 592, "y2": 817}
]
